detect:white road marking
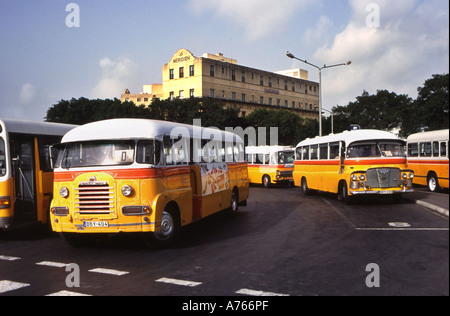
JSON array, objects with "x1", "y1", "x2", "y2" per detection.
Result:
[
  {"x1": 46, "y1": 290, "x2": 92, "y2": 296},
  {"x1": 236, "y1": 288, "x2": 290, "y2": 297},
  {"x1": 0, "y1": 280, "x2": 30, "y2": 294},
  {"x1": 36, "y1": 261, "x2": 70, "y2": 268},
  {"x1": 89, "y1": 268, "x2": 129, "y2": 276},
  {"x1": 156, "y1": 277, "x2": 202, "y2": 287},
  {"x1": 0, "y1": 255, "x2": 21, "y2": 261}
]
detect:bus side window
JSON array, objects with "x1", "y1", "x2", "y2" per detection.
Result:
[
  {"x1": 310, "y1": 145, "x2": 318, "y2": 160},
  {"x1": 319, "y1": 143, "x2": 328, "y2": 160},
  {"x1": 330, "y1": 142, "x2": 340, "y2": 159},
  {"x1": 163, "y1": 136, "x2": 174, "y2": 166},
  {"x1": 441, "y1": 142, "x2": 447, "y2": 158},
  {"x1": 408, "y1": 143, "x2": 418, "y2": 157},
  {"x1": 433, "y1": 141, "x2": 440, "y2": 157},
  {"x1": 420, "y1": 142, "x2": 432, "y2": 157}
]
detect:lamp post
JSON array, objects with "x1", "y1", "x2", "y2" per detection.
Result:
[
  {"x1": 315, "y1": 106, "x2": 334, "y2": 134},
  {"x1": 286, "y1": 51, "x2": 351, "y2": 137}
]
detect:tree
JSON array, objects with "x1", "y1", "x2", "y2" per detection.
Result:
[
  {"x1": 413, "y1": 73, "x2": 449, "y2": 133},
  {"x1": 331, "y1": 90, "x2": 414, "y2": 137}
]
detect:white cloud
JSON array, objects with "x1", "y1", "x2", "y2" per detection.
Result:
[
  {"x1": 189, "y1": 0, "x2": 315, "y2": 40},
  {"x1": 307, "y1": 0, "x2": 449, "y2": 110},
  {"x1": 19, "y1": 83, "x2": 36, "y2": 105},
  {"x1": 91, "y1": 57, "x2": 137, "y2": 99}
]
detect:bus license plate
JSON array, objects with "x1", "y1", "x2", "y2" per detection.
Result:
[
  {"x1": 379, "y1": 190, "x2": 394, "y2": 195},
  {"x1": 84, "y1": 221, "x2": 109, "y2": 228}
]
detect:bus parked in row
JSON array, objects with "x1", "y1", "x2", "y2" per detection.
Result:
[
  {"x1": 246, "y1": 146, "x2": 294, "y2": 188},
  {"x1": 0, "y1": 118, "x2": 76, "y2": 230},
  {"x1": 407, "y1": 129, "x2": 449, "y2": 192},
  {"x1": 50, "y1": 119, "x2": 249, "y2": 247},
  {"x1": 293, "y1": 129, "x2": 414, "y2": 204}
]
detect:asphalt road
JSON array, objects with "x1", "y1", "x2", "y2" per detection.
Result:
[{"x1": 0, "y1": 186, "x2": 448, "y2": 297}]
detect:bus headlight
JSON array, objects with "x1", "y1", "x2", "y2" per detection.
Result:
[
  {"x1": 409, "y1": 173, "x2": 414, "y2": 179},
  {"x1": 60, "y1": 187, "x2": 69, "y2": 199},
  {"x1": 121, "y1": 185, "x2": 134, "y2": 197}
]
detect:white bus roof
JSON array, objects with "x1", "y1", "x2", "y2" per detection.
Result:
[
  {"x1": 246, "y1": 146, "x2": 294, "y2": 155},
  {"x1": 296, "y1": 129, "x2": 401, "y2": 148},
  {"x1": 0, "y1": 118, "x2": 76, "y2": 137},
  {"x1": 62, "y1": 119, "x2": 244, "y2": 144},
  {"x1": 407, "y1": 129, "x2": 449, "y2": 143}
]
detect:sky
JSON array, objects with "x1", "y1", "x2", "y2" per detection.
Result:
[{"x1": 0, "y1": 0, "x2": 449, "y2": 121}]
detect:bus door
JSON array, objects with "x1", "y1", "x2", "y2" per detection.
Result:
[
  {"x1": 10, "y1": 136, "x2": 37, "y2": 222},
  {"x1": 339, "y1": 141, "x2": 346, "y2": 174}
]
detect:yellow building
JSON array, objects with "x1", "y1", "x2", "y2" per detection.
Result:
[{"x1": 122, "y1": 48, "x2": 320, "y2": 119}]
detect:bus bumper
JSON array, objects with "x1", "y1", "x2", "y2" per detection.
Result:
[{"x1": 350, "y1": 189, "x2": 414, "y2": 195}]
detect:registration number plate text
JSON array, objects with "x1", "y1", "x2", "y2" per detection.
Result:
[
  {"x1": 84, "y1": 221, "x2": 109, "y2": 228},
  {"x1": 379, "y1": 190, "x2": 394, "y2": 194}
]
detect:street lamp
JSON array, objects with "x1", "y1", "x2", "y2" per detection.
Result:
[
  {"x1": 286, "y1": 51, "x2": 351, "y2": 136},
  {"x1": 315, "y1": 106, "x2": 334, "y2": 134}
]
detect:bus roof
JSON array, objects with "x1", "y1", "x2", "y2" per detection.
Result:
[
  {"x1": 246, "y1": 146, "x2": 293, "y2": 155},
  {"x1": 0, "y1": 118, "x2": 76, "y2": 137},
  {"x1": 407, "y1": 129, "x2": 449, "y2": 143},
  {"x1": 296, "y1": 129, "x2": 401, "y2": 148},
  {"x1": 62, "y1": 119, "x2": 244, "y2": 144}
]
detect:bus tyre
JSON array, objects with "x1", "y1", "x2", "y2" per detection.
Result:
[
  {"x1": 427, "y1": 173, "x2": 441, "y2": 192},
  {"x1": 301, "y1": 178, "x2": 311, "y2": 195},
  {"x1": 230, "y1": 189, "x2": 239, "y2": 214},
  {"x1": 144, "y1": 207, "x2": 180, "y2": 249},
  {"x1": 339, "y1": 182, "x2": 352, "y2": 205},
  {"x1": 262, "y1": 175, "x2": 271, "y2": 188}
]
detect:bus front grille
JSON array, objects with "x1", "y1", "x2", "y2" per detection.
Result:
[
  {"x1": 365, "y1": 168, "x2": 401, "y2": 188},
  {"x1": 75, "y1": 183, "x2": 114, "y2": 214}
]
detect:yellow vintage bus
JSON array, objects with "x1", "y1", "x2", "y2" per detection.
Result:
[
  {"x1": 407, "y1": 129, "x2": 449, "y2": 192},
  {"x1": 293, "y1": 129, "x2": 414, "y2": 204},
  {"x1": 246, "y1": 146, "x2": 294, "y2": 188},
  {"x1": 0, "y1": 118, "x2": 76, "y2": 230},
  {"x1": 50, "y1": 119, "x2": 249, "y2": 247}
]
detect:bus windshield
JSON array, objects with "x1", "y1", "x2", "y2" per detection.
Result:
[
  {"x1": 57, "y1": 140, "x2": 136, "y2": 168},
  {"x1": 0, "y1": 138, "x2": 6, "y2": 176},
  {"x1": 278, "y1": 151, "x2": 294, "y2": 164},
  {"x1": 347, "y1": 141, "x2": 405, "y2": 158}
]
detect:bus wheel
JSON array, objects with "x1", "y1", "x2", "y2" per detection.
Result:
[
  {"x1": 301, "y1": 177, "x2": 311, "y2": 195},
  {"x1": 262, "y1": 175, "x2": 271, "y2": 188},
  {"x1": 427, "y1": 173, "x2": 441, "y2": 192},
  {"x1": 339, "y1": 182, "x2": 352, "y2": 205},
  {"x1": 144, "y1": 207, "x2": 180, "y2": 249},
  {"x1": 230, "y1": 189, "x2": 239, "y2": 214}
]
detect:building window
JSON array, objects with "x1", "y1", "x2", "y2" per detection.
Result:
[
  {"x1": 242, "y1": 94, "x2": 246, "y2": 102},
  {"x1": 232, "y1": 70, "x2": 236, "y2": 81},
  {"x1": 260, "y1": 76, "x2": 264, "y2": 86},
  {"x1": 179, "y1": 67, "x2": 184, "y2": 78},
  {"x1": 210, "y1": 65, "x2": 215, "y2": 77},
  {"x1": 277, "y1": 99, "x2": 280, "y2": 106},
  {"x1": 268, "y1": 98, "x2": 272, "y2": 105},
  {"x1": 284, "y1": 80, "x2": 288, "y2": 90},
  {"x1": 292, "y1": 82, "x2": 295, "y2": 92},
  {"x1": 292, "y1": 101, "x2": 295, "y2": 108},
  {"x1": 170, "y1": 91, "x2": 174, "y2": 100},
  {"x1": 210, "y1": 89, "x2": 215, "y2": 97},
  {"x1": 190, "y1": 65, "x2": 194, "y2": 76},
  {"x1": 232, "y1": 92, "x2": 236, "y2": 101},
  {"x1": 170, "y1": 69, "x2": 174, "y2": 80},
  {"x1": 242, "y1": 71, "x2": 246, "y2": 83},
  {"x1": 179, "y1": 90, "x2": 184, "y2": 98},
  {"x1": 268, "y1": 77, "x2": 272, "y2": 87},
  {"x1": 190, "y1": 89, "x2": 195, "y2": 97},
  {"x1": 260, "y1": 96, "x2": 264, "y2": 104}
]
